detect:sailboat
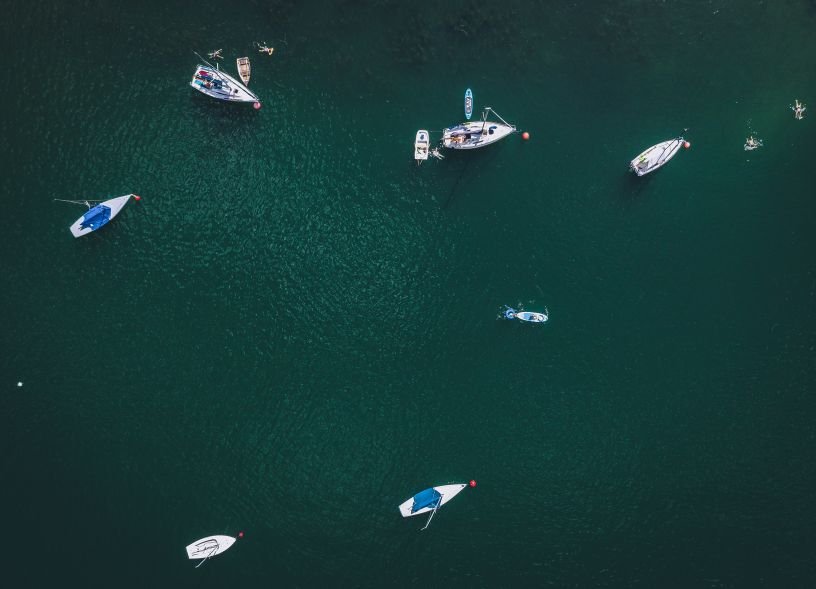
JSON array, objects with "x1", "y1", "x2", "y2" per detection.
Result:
[
  {"x1": 442, "y1": 107, "x2": 516, "y2": 150},
  {"x1": 61, "y1": 194, "x2": 136, "y2": 238},
  {"x1": 398, "y1": 483, "x2": 467, "y2": 530},
  {"x1": 629, "y1": 136, "x2": 689, "y2": 176},
  {"x1": 190, "y1": 53, "x2": 259, "y2": 104},
  {"x1": 185, "y1": 534, "x2": 237, "y2": 568}
]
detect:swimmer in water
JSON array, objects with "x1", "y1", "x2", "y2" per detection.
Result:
[
  {"x1": 256, "y1": 42, "x2": 274, "y2": 56},
  {"x1": 792, "y1": 100, "x2": 806, "y2": 120},
  {"x1": 744, "y1": 135, "x2": 762, "y2": 151},
  {"x1": 207, "y1": 49, "x2": 223, "y2": 60}
]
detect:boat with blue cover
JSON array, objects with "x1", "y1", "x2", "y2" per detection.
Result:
[
  {"x1": 68, "y1": 194, "x2": 135, "y2": 238},
  {"x1": 398, "y1": 483, "x2": 467, "y2": 530},
  {"x1": 504, "y1": 307, "x2": 548, "y2": 323}
]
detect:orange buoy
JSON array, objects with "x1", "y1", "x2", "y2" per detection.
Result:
[
  {"x1": 683, "y1": 141, "x2": 691, "y2": 149},
  {"x1": 133, "y1": 195, "x2": 141, "y2": 201},
  {"x1": 253, "y1": 102, "x2": 261, "y2": 110},
  {"x1": 522, "y1": 131, "x2": 530, "y2": 140},
  {"x1": 469, "y1": 480, "x2": 477, "y2": 488}
]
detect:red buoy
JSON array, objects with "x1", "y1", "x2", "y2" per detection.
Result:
[
  {"x1": 133, "y1": 195, "x2": 141, "y2": 201},
  {"x1": 522, "y1": 131, "x2": 530, "y2": 141},
  {"x1": 683, "y1": 141, "x2": 691, "y2": 149},
  {"x1": 469, "y1": 480, "x2": 477, "y2": 488},
  {"x1": 238, "y1": 531, "x2": 244, "y2": 538},
  {"x1": 253, "y1": 102, "x2": 261, "y2": 110}
]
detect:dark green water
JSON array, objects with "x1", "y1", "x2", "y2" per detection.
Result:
[{"x1": 2, "y1": 0, "x2": 816, "y2": 586}]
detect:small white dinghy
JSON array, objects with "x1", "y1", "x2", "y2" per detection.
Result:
[
  {"x1": 629, "y1": 137, "x2": 689, "y2": 176},
  {"x1": 504, "y1": 307, "x2": 548, "y2": 323},
  {"x1": 68, "y1": 194, "x2": 135, "y2": 238},
  {"x1": 236, "y1": 56, "x2": 251, "y2": 85},
  {"x1": 399, "y1": 483, "x2": 468, "y2": 530},
  {"x1": 185, "y1": 534, "x2": 237, "y2": 568},
  {"x1": 414, "y1": 130, "x2": 430, "y2": 163},
  {"x1": 443, "y1": 107, "x2": 516, "y2": 150}
]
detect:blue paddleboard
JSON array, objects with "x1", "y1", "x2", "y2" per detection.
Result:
[{"x1": 464, "y1": 88, "x2": 473, "y2": 120}]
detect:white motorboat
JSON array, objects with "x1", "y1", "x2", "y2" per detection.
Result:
[
  {"x1": 191, "y1": 61, "x2": 259, "y2": 104},
  {"x1": 68, "y1": 194, "x2": 135, "y2": 238},
  {"x1": 399, "y1": 483, "x2": 467, "y2": 530},
  {"x1": 443, "y1": 107, "x2": 516, "y2": 150},
  {"x1": 504, "y1": 307, "x2": 548, "y2": 323},
  {"x1": 629, "y1": 137, "x2": 688, "y2": 176},
  {"x1": 185, "y1": 534, "x2": 236, "y2": 567},
  {"x1": 414, "y1": 130, "x2": 430, "y2": 163}
]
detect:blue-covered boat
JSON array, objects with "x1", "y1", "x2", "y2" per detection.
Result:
[
  {"x1": 504, "y1": 307, "x2": 548, "y2": 323},
  {"x1": 398, "y1": 483, "x2": 467, "y2": 530},
  {"x1": 69, "y1": 194, "x2": 134, "y2": 238}
]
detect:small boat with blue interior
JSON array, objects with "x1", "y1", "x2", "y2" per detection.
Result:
[
  {"x1": 191, "y1": 53, "x2": 259, "y2": 105},
  {"x1": 62, "y1": 194, "x2": 136, "y2": 238},
  {"x1": 443, "y1": 107, "x2": 516, "y2": 150},
  {"x1": 414, "y1": 130, "x2": 430, "y2": 163},
  {"x1": 185, "y1": 534, "x2": 237, "y2": 568},
  {"x1": 629, "y1": 136, "x2": 690, "y2": 176},
  {"x1": 399, "y1": 483, "x2": 467, "y2": 530},
  {"x1": 504, "y1": 307, "x2": 548, "y2": 323}
]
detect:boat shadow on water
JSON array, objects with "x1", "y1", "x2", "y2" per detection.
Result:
[{"x1": 187, "y1": 93, "x2": 261, "y2": 127}]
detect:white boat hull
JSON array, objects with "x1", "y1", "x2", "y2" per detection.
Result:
[
  {"x1": 630, "y1": 138, "x2": 684, "y2": 176},
  {"x1": 398, "y1": 484, "x2": 467, "y2": 517},
  {"x1": 185, "y1": 535, "x2": 236, "y2": 560},
  {"x1": 191, "y1": 65, "x2": 258, "y2": 103},
  {"x1": 443, "y1": 121, "x2": 515, "y2": 150},
  {"x1": 515, "y1": 311, "x2": 548, "y2": 323},
  {"x1": 414, "y1": 129, "x2": 430, "y2": 161},
  {"x1": 69, "y1": 194, "x2": 132, "y2": 238}
]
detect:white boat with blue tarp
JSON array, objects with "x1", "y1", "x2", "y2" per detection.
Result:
[
  {"x1": 504, "y1": 307, "x2": 548, "y2": 323},
  {"x1": 399, "y1": 483, "x2": 467, "y2": 530},
  {"x1": 67, "y1": 194, "x2": 135, "y2": 238},
  {"x1": 443, "y1": 107, "x2": 516, "y2": 150}
]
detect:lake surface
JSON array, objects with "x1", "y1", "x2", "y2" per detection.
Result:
[{"x1": 2, "y1": 0, "x2": 815, "y2": 586}]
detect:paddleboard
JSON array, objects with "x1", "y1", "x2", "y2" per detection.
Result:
[{"x1": 464, "y1": 88, "x2": 473, "y2": 120}]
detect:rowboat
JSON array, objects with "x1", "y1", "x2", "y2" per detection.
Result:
[
  {"x1": 504, "y1": 307, "x2": 548, "y2": 323},
  {"x1": 69, "y1": 194, "x2": 134, "y2": 238},
  {"x1": 399, "y1": 483, "x2": 467, "y2": 530},
  {"x1": 464, "y1": 88, "x2": 473, "y2": 120},
  {"x1": 443, "y1": 107, "x2": 516, "y2": 150},
  {"x1": 414, "y1": 130, "x2": 430, "y2": 163},
  {"x1": 190, "y1": 63, "x2": 259, "y2": 104},
  {"x1": 236, "y1": 57, "x2": 251, "y2": 85},
  {"x1": 629, "y1": 137, "x2": 688, "y2": 176},
  {"x1": 185, "y1": 535, "x2": 236, "y2": 568}
]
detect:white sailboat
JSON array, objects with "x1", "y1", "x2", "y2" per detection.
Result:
[
  {"x1": 65, "y1": 194, "x2": 135, "y2": 238},
  {"x1": 630, "y1": 136, "x2": 689, "y2": 176},
  {"x1": 398, "y1": 483, "x2": 468, "y2": 530},
  {"x1": 190, "y1": 53, "x2": 259, "y2": 104},
  {"x1": 443, "y1": 107, "x2": 516, "y2": 150},
  {"x1": 185, "y1": 534, "x2": 237, "y2": 568}
]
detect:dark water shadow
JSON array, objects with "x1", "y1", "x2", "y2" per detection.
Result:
[{"x1": 441, "y1": 146, "x2": 503, "y2": 210}]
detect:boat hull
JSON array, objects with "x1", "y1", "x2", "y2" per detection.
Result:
[
  {"x1": 414, "y1": 129, "x2": 430, "y2": 161},
  {"x1": 443, "y1": 121, "x2": 515, "y2": 150},
  {"x1": 515, "y1": 311, "x2": 548, "y2": 323},
  {"x1": 398, "y1": 484, "x2": 467, "y2": 517},
  {"x1": 630, "y1": 138, "x2": 684, "y2": 176},
  {"x1": 69, "y1": 194, "x2": 132, "y2": 238},
  {"x1": 185, "y1": 535, "x2": 236, "y2": 559},
  {"x1": 190, "y1": 65, "x2": 258, "y2": 103},
  {"x1": 236, "y1": 57, "x2": 251, "y2": 85}
]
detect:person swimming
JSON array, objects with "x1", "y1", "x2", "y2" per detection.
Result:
[
  {"x1": 207, "y1": 49, "x2": 223, "y2": 60},
  {"x1": 792, "y1": 100, "x2": 806, "y2": 120},
  {"x1": 744, "y1": 135, "x2": 763, "y2": 151},
  {"x1": 256, "y1": 42, "x2": 274, "y2": 56}
]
